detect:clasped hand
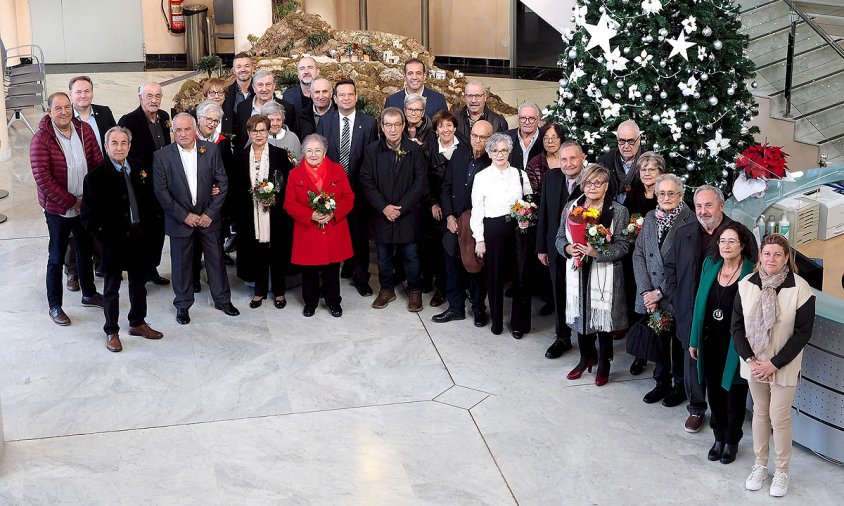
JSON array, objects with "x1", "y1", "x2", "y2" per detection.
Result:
[
  {"x1": 566, "y1": 242, "x2": 598, "y2": 259},
  {"x1": 184, "y1": 212, "x2": 212, "y2": 228},
  {"x1": 311, "y1": 211, "x2": 334, "y2": 225},
  {"x1": 383, "y1": 204, "x2": 402, "y2": 222},
  {"x1": 749, "y1": 359, "x2": 778, "y2": 382}
]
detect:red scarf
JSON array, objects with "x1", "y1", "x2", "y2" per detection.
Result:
[{"x1": 305, "y1": 158, "x2": 328, "y2": 191}]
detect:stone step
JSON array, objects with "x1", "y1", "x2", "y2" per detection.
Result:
[
  {"x1": 789, "y1": 71, "x2": 844, "y2": 115},
  {"x1": 741, "y1": 1, "x2": 793, "y2": 39},
  {"x1": 795, "y1": 103, "x2": 844, "y2": 142},
  {"x1": 819, "y1": 137, "x2": 844, "y2": 164},
  {"x1": 749, "y1": 25, "x2": 830, "y2": 69},
  {"x1": 760, "y1": 46, "x2": 844, "y2": 101},
  {"x1": 739, "y1": 0, "x2": 780, "y2": 14}
]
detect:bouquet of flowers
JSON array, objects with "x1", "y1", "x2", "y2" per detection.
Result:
[
  {"x1": 252, "y1": 179, "x2": 278, "y2": 212},
  {"x1": 647, "y1": 310, "x2": 674, "y2": 335},
  {"x1": 510, "y1": 195, "x2": 537, "y2": 233},
  {"x1": 623, "y1": 213, "x2": 644, "y2": 238},
  {"x1": 736, "y1": 143, "x2": 789, "y2": 180},
  {"x1": 567, "y1": 205, "x2": 601, "y2": 269},
  {"x1": 307, "y1": 189, "x2": 337, "y2": 229},
  {"x1": 586, "y1": 223, "x2": 612, "y2": 254}
]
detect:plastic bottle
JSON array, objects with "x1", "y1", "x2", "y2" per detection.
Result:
[
  {"x1": 779, "y1": 215, "x2": 790, "y2": 237},
  {"x1": 766, "y1": 215, "x2": 777, "y2": 236},
  {"x1": 757, "y1": 215, "x2": 766, "y2": 238}
]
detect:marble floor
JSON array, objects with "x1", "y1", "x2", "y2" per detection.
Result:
[{"x1": 0, "y1": 72, "x2": 842, "y2": 505}]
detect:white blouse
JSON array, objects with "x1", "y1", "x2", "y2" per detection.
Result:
[{"x1": 470, "y1": 164, "x2": 532, "y2": 241}]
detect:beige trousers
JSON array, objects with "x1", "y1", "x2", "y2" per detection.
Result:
[{"x1": 748, "y1": 380, "x2": 797, "y2": 473}]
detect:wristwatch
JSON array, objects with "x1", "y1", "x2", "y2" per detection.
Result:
[{"x1": 745, "y1": 357, "x2": 755, "y2": 364}]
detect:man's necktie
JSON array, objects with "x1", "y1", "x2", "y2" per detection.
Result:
[
  {"x1": 339, "y1": 116, "x2": 351, "y2": 173},
  {"x1": 122, "y1": 166, "x2": 140, "y2": 225}
]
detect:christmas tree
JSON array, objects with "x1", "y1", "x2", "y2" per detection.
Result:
[{"x1": 544, "y1": 0, "x2": 760, "y2": 194}]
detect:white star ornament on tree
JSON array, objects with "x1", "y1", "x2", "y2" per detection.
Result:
[{"x1": 667, "y1": 31, "x2": 697, "y2": 61}]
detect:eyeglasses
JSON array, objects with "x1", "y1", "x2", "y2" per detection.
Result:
[
  {"x1": 470, "y1": 133, "x2": 491, "y2": 141},
  {"x1": 582, "y1": 179, "x2": 608, "y2": 188},
  {"x1": 639, "y1": 167, "x2": 660, "y2": 174},
  {"x1": 656, "y1": 191, "x2": 681, "y2": 199},
  {"x1": 202, "y1": 117, "x2": 221, "y2": 125},
  {"x1": 465, "y1": 93, "x2": 485, "y2": 100},
  {"x1": 251, "y1": 128, "x2": 269, "y2": 135},
  {"x1": 718, "y1": 239, "x2": 740, "y2": 246},
  {"x1": 304, "y1": 148, "x2": 325, "y2": 155},
  {"x1": 405, "y1": 107, "x2": 424, "y2": 114},
  {"x1": 491, "y1": 148, "x2": 510, "y2": 155},
  {"x1": 518, "y1": 116, "x2": 538, "y2": 124},
  {"x1": 542, "y1": 136, "x2": 560, "y2": 143},
  {"x1": 617, "y1": 137, "x2": 640, "y2": 146},
  {"x1": 206, "y1": 90, "x2": 225, "y2": 96},
  {"x1": 383, "y1": 122, "x2": 404, "y2": 130}
]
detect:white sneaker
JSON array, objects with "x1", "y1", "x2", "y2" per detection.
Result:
[
  {"x1": 745, "y1": 464, "x2": 768, "y2": 491},
  {"x1": 769, "y1": 471, "x2": 789, "y2": 497}
]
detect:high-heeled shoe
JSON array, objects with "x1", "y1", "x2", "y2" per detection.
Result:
[
  {"x1": 566, "y1": 359, "x2": 594, "y2": 380},
  {"x1": 595, "y1": 359, "x2": 611, "y2": 386}
]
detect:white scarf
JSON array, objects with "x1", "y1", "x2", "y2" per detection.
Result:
[
  {"x1": 250, "y1": 146, "x2": 272, "y2": 243},
  {"x1": 564, "y1": 202, "x2": 614, "y2": 332}
]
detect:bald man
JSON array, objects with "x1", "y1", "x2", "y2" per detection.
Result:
[{"x1": 118, "y1": 81, "x2": 171, "y2": 285}]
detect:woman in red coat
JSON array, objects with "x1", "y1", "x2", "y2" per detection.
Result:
[{"x1": 283, "y1": 133, "x2": 354, "y2": 317}]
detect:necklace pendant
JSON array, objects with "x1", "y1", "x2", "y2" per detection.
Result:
[{"x1": 713, "y1": 308, "x2": 724, "y2": 321}]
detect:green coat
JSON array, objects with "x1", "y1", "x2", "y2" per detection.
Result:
[{"x1": 689, "y1": 256, "x2": 754, "y2": 390}]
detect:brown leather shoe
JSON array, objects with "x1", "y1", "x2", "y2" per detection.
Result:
[
  {"x1": 106, "y1": 334, "x2": 123, "y2": 352},
  {"x1": 66, "y1": 274, "x2": 80, "y2": 292},
  {"x1": 128, "y1": 323, "x2": 164, "y2": 340},
  {"x1": 408, "y1": 289, "x2": 423, "y2": 312},
  {"x1": 684, "y1": 414, "x2": 705, "y2": 433},
  {"x1": 49, "y1": 306, "x2": 71, "y2": 326},
  {"x1": 371, "y1": 289, "x2": 396, "y2": 309},
  {"x1": 430, "y1": 290, "x2": 444, "y2": 308}
]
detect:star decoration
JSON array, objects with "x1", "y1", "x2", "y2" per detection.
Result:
[
  {"x1": 584, "y1": 13, "x2": 618, "y2": 54},
  {"x1": 667, "y1": 31, "x2": 696, "y2": 61}
]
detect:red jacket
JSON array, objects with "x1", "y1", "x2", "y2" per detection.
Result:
[
  {"x1": 283, "y1": 159, "x2": 354, "y2": 266},
  {"x1": 31, "y1": 114, "x2": 103, "y2": 215}
]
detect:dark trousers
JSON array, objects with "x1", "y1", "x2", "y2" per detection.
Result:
[
  {"x1": 483, "y1": 216, "x2": 530, "y2": 332},
  {"x1": 578, "y1": 332, "x2": 614, "y2": 365},
  {"x1": 511, "y1": 227, "x2": 533, "y2": 333},
  {"x1": 344, "y1": 206, "x2": 371, "y2": 285},
  {"x1": 251, "y1": 241, "x2": 287, "y2": 298},
  {"x1": 548, "y1": 253, "x2": 572, "y2": 340},
  {"x1": 169, "y1": 227, "x2": 231, "y2": 309},
  {"x1": 149, "y1": 219, "x2": 165, "y2": 275},
  {"x1": 443, "y1": 247, "x2": 487, "y2": 315},
  {"x1": 301, "y1": 263, "x2": 341, "y2": 306},
  {"x1": 45, "y1": 212, "x2": 96, "y2": 308},
  {"x1": 64, "y1": 233, "x2": 102, "y2": 275},
  {"x1": 703, "y1": 333, "x2": 749, "y2": 444},
  {"x1": 684, "y1": 345, "x2": 709, "y2": 416},
  {"x1": 102, "y1": 268, "x2": 147, "y2": 335},
  {"x1": 654, "y1": 331, "x2": 685, "y2": 387},
  {"x1": 376, "y1": 242, "x2": 420, "y2": 291},
  {"x1": 420, "y1": 216, "x2": 446, "y2": 293}
]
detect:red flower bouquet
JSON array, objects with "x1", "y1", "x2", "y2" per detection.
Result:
[
  {"x1": 736, "y1": 143, "x2": 789, "y2": 180},
  {"x1": 567, "y1": 205, "x2": 600, "y2": 269}
]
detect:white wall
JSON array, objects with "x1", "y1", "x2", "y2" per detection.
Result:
[{"x1": 521, "y1": 0, "x2": 577, "y2": 33}]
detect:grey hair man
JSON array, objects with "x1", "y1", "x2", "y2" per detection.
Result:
[
  {"x1": 598, "y1": 119, "x2": 643, "y2": 203},
  {"x1": 453, "y1": 80, "x2": 508, "y2": 144},
  {"x1": 504, "y1": 102, "x2": 543, "y2": 169}
]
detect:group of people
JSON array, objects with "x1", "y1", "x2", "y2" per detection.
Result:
[{"x1": 31, "y1": 54, "x2": 814, "y2": 497}]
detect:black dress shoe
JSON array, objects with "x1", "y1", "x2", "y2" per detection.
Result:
[
  {"x1": 643, "y1": 384, "x2": 670, "y2": 404},
  {"x1": 274, "y1": 297, "x2": 287, "y2": 309},
  {"x1": 538, "y1": 302, "x2": 554, "y2": 316},
  {"x1": 81, "y1": 292, "x2": 104, "y2": 307},
  {"x1": 354, "y1": 282, "x2": 374, "y2": 297},
  {"x1": 432, "y1": 309, "x2": 466, "y2": 323},
  {"x1": 223, "y1": 253, "x2": 235, "y2": 266},
  {"x1": 95, "y1": 270, "x2": 104, "y2": 278},
  {"x1": 149, "y1": 271, "x2": 170, "y2": 285},
  {"x1": 720, "y1": 444, "x2": 737, "y2": 464},
  {"x1": 303, "y1": 304, "x2": 317, "y2": 317},
  {"x1": 193, "y1": 281, "x2": 202, "y2": 293},
  {"x1": 630, "y1": 358, "x2": 647, "y2": 376},
  {"x1": 176, "y1": 308, "x2": 190, "y2": 325},
  {"x1": 661, "y1": 386, "x2": 688, "y2": 407},
  {"x1": 708, "y1": 441, "x2": 725, "y2": 461},
  {"x1": 214, "y1": 302, "x2": 240, "y2": 316},
  {"x1": 491, "y1": 322, "x2": 503, "y2": 335},
  {"x1": 545, "y1": 337, "x2": 573, "y2": 358},
  {"x1": 512, "y1": 330, "x2": 523, "y2": 340},
  {"x1": 329, "y1": 305, "x2": 343, "y2": 317},
  {"x1": 473, "y1": 311, "x2": 488, "y2": 327},
  {"x1": 249, "y1": 298, "x2": 263, "y2": 309}
]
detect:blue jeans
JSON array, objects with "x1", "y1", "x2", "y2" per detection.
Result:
[
  {"x1": 376, "y1": 242, "x2": 420, "y2": 291},
  {"x1": 45, "y1": 212, "x2": 96, "y2": 308}
]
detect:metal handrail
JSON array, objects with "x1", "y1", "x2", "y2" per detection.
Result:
[{"x1": 783, "y1": 0, "x2": 844, "y2": 61}]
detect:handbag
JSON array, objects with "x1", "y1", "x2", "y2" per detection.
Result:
[
  {"x1": 625, "y1": 315, "x2": 664, "y2": 362},
  {"x1": 458, "y1": 209, "x2": 484, "y2": 273}
]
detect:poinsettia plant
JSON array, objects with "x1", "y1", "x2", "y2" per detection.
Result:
[{"x1": 735, "y1": 143, "x2": 789, "y2": 180}]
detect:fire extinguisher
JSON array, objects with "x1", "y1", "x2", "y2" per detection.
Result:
[{"x1": 162, "y1": 0, "x2": 185, "y2": 34}]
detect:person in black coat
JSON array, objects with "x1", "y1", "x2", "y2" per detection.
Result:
[
  {"x1": 294, "y1": 76, "x2": 335, "y2": 140},
  {"x1": 222, "y1": 53, "x2": 255, "y2": 136},
  {"x1": 81, "y1": 126, "x2": 164, "y2": 352},
  {"x1": 536, "y1": 135, "x2": 584, "y2": 358},
  {"x1": 453, "y1": 80, "x2": 508, "y2": 144},
  {"x1": 383, "y1": 58, "x2": 449, "y2": 118},
  {"x1": 663, "y1": 185, "x2": 759, "y2": 433},
  {"x1": 230, "y1": 115, "x2": 295, "y2": 309},
  {"x1": 118, "y1": 81, "x2": 171, "y2": 285},
  {"x1": 360, "y1": 108, "x2": 427, "y2": 312},
  {"x1": 316, "y1": 79, "x2": 380, "y2": 296},
  {"x1": 505, "y1": 103, "x2": 543, "y2": 170},
  {"x1": 282, "y1": 56, "x2": 320, "y2": 118},
  {"x1": 233, "y1": 69, "x2": 296, "y2": 153},
  {"x1": 598, "y1": 119, "x2": 644, "y2": 203}
]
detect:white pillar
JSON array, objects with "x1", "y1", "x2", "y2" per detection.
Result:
[
  {"x1": 0, "y1": 11, "x2": 12, "y2": 162},
  {"x1": 15, "y1": 0, "x2": 32, "y2": 47},
  {"x1": 0, "y1": 393, "x2": 4, "y2": 463},
  {"x1": 233, "y1": 0, "x2": 273, "y2": 53},
  {"x1": 0, "y1": 0, "x2": 21, "y2": 66}
]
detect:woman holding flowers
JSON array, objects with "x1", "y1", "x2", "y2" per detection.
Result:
[
  {"x1": 283, "y1": 134, "x2": 354, "y2": 317},
  {"x1": 231, "y1": 115, "x2": 294, "y2": 309},
  {"x1": 470, "y1": 132, "x2": 533, "y2": 337},
  {"x1": 632, "y1": 174, "x2": 695, "y2": 403},
  {"x1": 556, "y1": 164, "x2": 630, "y2": 386}
]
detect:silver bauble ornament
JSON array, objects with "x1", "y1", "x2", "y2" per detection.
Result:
[
  {"x1": 669, "y1": 152, "x2": 678, "y2": 158},
  {"x1": 559, "y1": 78, "x2": 569, "y2": 87},
  {"x1": 727, "y1": 88, "x2": 735, "y2": 96},
  {"x1": 588, "y1": 149, "x2": 595, "y2": 155},
  {"x1": 717, "y1": 128, "x2": 723, "y2": 134},
  {"x1": 697, "y1": 127, "x2": 704, "y2": 134},
  {"x1": 706, "y1": 124, "x2": 713, "y2": 130},
  {"x1": 679, "y1": 144, "x2": 687, "y2": 151},
  {"x1": 751, "y1": 81, "x2": 758, "y2": 88},
  {"x1": 696, "y1": 148, "x2": 707, "y2": 158},
  {"x1": 653, "y1": 143, "x2": 660, "y2": 150},
  {"x1": 568, "y1": 49, "x2": 578, "y2": 59},
  {"x1": 713, "y1": 40, "x2": 723, "y2": 50},
  {"x1": 644, "y1": 35, "x2": 653, "y2": 43},
  {"x1": 659, "y1": 28, "x2": 668, "y2": 37},
  {"x1": 680, "y1": 103, "x2": 689, "y2": 112},
  {"x1": 617, "y1": 80, "x2": 624, "y2": 88},
  {"x1": 660, "y1": 91, "x2": 668, "y2": 99},
  {"x1": 684, "y1": 122, "x2": 693, "y2": 130},
  {"x1": 614, "y1": 93, "x2": 621, "y2": 99},
  {"x1": 583, "y1": 112, "x2": 590, "y2": 119},
  {"x1": 701, "y1": 73, "x2": 709, "y2": 81},
  {"x1": 623, "y1": 47, "x2": 630, "y2": 54},
  {"x1": 603, "y1": 145, "x2": 611, "y2": 153},
  {"x1": 645, "y1": 94, "x2": 653, "y2": 102},
  {"x1": 651, "y1": 114, "x2": 660, "y2": 122},
  {"x1": 693, "y1": 92, "x2": 701, "y2": 99},
  {"x1": 708, "y1": 96, "x2": 719, "y2": 106},
  {"x1": 601, "y1": 78, "x2": 609, "y2": 85},
  {"x1": 600, "y1": 126, "x2": 608, "y2": 133},
  {"x1": 659, "y1": 61, "x2": 667, "y2": 68},
  {"x1": 570, "y1": 16, "x2": 576, "y2": 23},
  {"x1": 702, "y1": 26, "x2": 712, "y2": 37},
  {"x1": 740, "y1": 127, "x2": 749, "y2": 135},
  {"x1": 653, "y1": 84, "x2": 660, "y2": 91},
  {"x1": 686, "y1": 162, "x2": 695, "y2": 170}
]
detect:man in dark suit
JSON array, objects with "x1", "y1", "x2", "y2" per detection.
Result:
[
  {"x1": 599, "y1": 119, "x2": 643, "y2": 203},
  {"x1": 282, "y1": 56, "x2": 319, "y2": 117},
  {"x1": 537, "y1": 140, "x2": 584, "y2": 358},
  {"x1": 664, "y1": 185, "x2": 758, "y2": 433},
  {"x1": 222, "y1": 52, "x2": 255, "y2": 135},
  {"x1": 233, "y1": 69, "x2": 296, "y2": 152},
  {"x1": 432, "y1": 120, "x2": 493, "y2": 325},
  {"x1": 118, "y1": 81, "x2": 171, "y2": 286},
  {"x1": 384, "y1": 58, "x2": 448, "y2": 118},
  {"x1": 505, "y1": 103, "x2": 543, "y2": 170},
  {"x1": 81, "y1": 126, "x2": 164, "y2": 352},
  {"x1": 453, "y1": 80, "x2": 509, "y2": 144},
  {"x1": 295, "y1": 76, "x2": 335, "y2": 140},
  {"x1": 317, "y1": 78, "x2": 379, "y2": 296},
  {"x1": 153, "y1": 113, "x2": 239, "y2": 325}
]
